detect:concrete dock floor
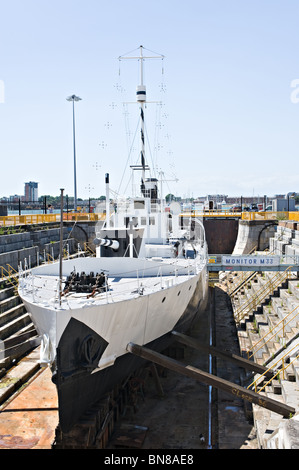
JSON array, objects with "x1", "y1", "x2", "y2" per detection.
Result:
[{"x1": 0, "y1": 367, "x2": 58, "y2": 449}]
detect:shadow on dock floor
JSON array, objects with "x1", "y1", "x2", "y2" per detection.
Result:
[{"x1": 108, "y1": 284, "x2": 258, "y2": 450}]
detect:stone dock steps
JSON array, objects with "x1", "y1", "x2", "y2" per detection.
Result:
[
  {"x1": 226, "y1": 269, "x2": 299, "y2": 448},
  {"x1": 0, "y1": 283, "x2": 41, "y2": 413},
  {"x1": 0, "y1": 285, "x2": 40, "y2": 376}
]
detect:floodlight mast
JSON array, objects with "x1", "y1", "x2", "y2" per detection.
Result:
[{"x1": 66, "y1": 94, "x2": 82, "y2": 212}]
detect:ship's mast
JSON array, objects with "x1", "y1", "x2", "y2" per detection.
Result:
[
  {"x1": 136, "y1": 45, "x2": 146, "y2": 190},
  {"x1": 119, "y1": 45, "x2": 164, "y2": 198}
]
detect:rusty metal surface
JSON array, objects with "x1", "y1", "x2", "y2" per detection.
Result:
[{"x1": 0, "y1": 367, "x2": 58, "y2": 449}]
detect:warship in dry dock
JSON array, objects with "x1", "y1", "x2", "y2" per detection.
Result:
[{"x1": 18, "y1": 46, "x2": 209, "y2": 432}]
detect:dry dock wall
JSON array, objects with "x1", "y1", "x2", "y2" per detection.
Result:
[
  {"x1": 233, "y1": 219, "x2": 277, "y2": 255},
  {"x1": 203, "y1": 218, "x2": 239, "y2": 254},
  {"x1": 0, "y1": 227, "x2": 74, "y2": 271},
  {"x1": 202, "y1": 218, "x2": 277, "y2": 255},
  {"x1": 0, "y1": 221, "x2": 101, "y2": 271}
]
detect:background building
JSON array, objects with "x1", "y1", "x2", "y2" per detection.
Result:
[{"x1": 24, "y1": 182, "x2": 38, "y2": 202}]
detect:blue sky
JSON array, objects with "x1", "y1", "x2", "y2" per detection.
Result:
[{"x1": 1, "y1": 0, "x2": 299, "y2": 200}]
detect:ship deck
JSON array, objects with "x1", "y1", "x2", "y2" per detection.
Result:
[{"x1": 19, "y1": 271, "x2": 193, "y2": 309}]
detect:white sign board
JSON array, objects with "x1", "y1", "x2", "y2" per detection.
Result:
[{"x1": 222, "y1": 255, "x2": 280, "y2": 267}]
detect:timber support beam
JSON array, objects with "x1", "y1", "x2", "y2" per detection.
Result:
[
  {"x1": 126, "y1": 342, "x2": 295, "y2": 419},
  {"x1": 171, "y1": 330, "x2": 274, "y2": 379}
]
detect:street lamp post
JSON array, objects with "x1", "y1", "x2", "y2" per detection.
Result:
[{"x1": 66, "y1": 94, "x2": 82, "y2": 212}]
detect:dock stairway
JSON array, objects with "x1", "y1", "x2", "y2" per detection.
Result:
[
  {"x1": 0, "y1": 245, "x2": 96, "y2": 410},
  {"x1": 229, "y1": 267, "x2": 294, "y2": 326},
  {"x1": 0, "y1": 284, "x2": 39, "y2": 370},
  {"x1": 0, "y1": 283, "x2": 41, "y2": 409},
  {"x1": 227, "y1": 269, "x2": 299, "y2": 448}
]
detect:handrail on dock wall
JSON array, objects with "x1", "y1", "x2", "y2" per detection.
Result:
[
  {"x1": 247, "y1": 304, "x2": 299, "y2": 360},
  {"x1": 247, "y1": 344, "x2": 299, "y2": 394},
  {"x1": 0, "y1": 263, "x2": 19, "y2": 290},
  {"x1": 259, "y1": 352, "x2": 299, "y2": 395},
  {"x1": 233, "y1": 267, "x2": 292, "y2": 323},
  {"x1": 0, "y1": 212, "x2": 106, "y2": 227},
  {"x1": 84, "y1": 242, "x2": 96, "y2": 256},
  {"x1": 229, "y1": 271, "x2": 259, "y2": 297}
]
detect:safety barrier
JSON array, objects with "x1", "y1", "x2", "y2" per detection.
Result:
[
  {"x1": 232, "y1": 267, "x2": 293, "y2": 324},
  {"x1": 182, "y1": 210, "x2": 242, "y2": 217},
  {"x1": 182, "y1": 210, "x2": 299, "y2": 220},
  {"x1": 241, "y1": 211, "x2": 299, "y2": 221},
  {"x1": 0, "y1": 212, "x2": 105, "y2": 227},
  {"x1": 1, "y1": 210, "x2": 297, "y2": 227},
  {"x1": 229, "y1": 271, "x2": 259, "y2": 297},
  {"x1": 247, "y1": 343, "x2": 299, "y2": 395},
  {"x1": 247, "y1": 304, "x2": 299, "y2": 360},
  {"x1": 84, "y1": 242, "x2": 96, "y2": 257},
  {"x1": 0, "y1": 264, "x2": 19, "y2": 291}
]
